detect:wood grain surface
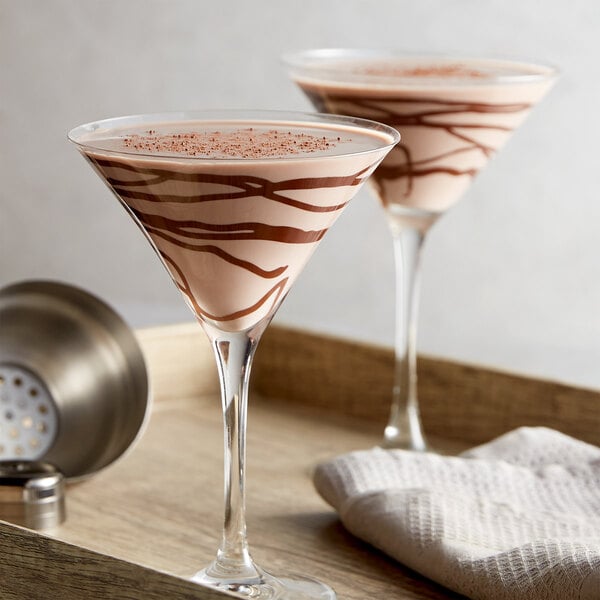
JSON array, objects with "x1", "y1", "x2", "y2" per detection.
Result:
[
  {"x1": 1, "y1": 322, "x2": 598, "y2": 599},
  {"x1": 255, "y1": 324, "x2": 600, "y2": 447}
]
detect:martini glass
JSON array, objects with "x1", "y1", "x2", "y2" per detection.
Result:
[
  {"x1": 284, "y1": 50, "x2": 557, "y2": 451},
  {"x1": 68, "y1": 110, "x2": 398, "y2": 599}
]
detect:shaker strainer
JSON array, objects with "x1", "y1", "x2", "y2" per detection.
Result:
[{"x1": 0, "y1": 280, "x2": 150, "y2": 480}]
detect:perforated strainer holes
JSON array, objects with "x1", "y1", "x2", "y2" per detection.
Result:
[{"x1": 0, "y1": 364, "x2": 58, "y2": 461}]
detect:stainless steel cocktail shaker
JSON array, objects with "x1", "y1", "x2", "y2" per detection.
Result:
[{"x1": 0, "y1": 280, "x2": 150, "y2": 480}]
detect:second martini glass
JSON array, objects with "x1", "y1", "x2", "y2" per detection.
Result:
[
  {"x1": 69, "y1": 110, "x2": 398, "y2": 599},
  {"x1": 284, "y1": 50, "x2": 557, "y2": 451}
]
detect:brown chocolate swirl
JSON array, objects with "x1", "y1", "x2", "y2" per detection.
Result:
[
  {"x1": 85, "y1": 154, "x2": 379, "y2": 329},
  {"x1": 92, "y1": 157, "x2": 366, "y2": 213},
  {"x1": 301, "y1": 88, "x2": 533, "y2": 210}
]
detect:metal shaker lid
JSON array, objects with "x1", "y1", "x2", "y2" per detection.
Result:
[{"x1": 0, "y1": 460, "x2": 66, "y2": 530}]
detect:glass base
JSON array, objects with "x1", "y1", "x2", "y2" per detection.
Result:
[
  {"x1": 382, "y1": 424, "x2": 428, "y2": 452},
  {"x1": 192, "y1": 568, "x2": 336, "y2": 600}
]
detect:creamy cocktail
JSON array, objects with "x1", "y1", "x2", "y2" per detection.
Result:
[
  {"x1": 285, "y1": 52, "x2": 557, "y2": 450},
  {"x1": 69, "y1": 110, "x2": 399, "y2": 599},
  {"x1": 77, "y1": 119, "x2": 392, "y2": 332}
]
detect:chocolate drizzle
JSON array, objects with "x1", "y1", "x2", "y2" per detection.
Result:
[
  {"x1": 160, "y1": 250, "x2": 289, "y2": 323},
  {"x1": 302, "y1": 89, "x2": 532, "y2": 202},
  {"x1": 93, "y1": 157, "x2": 365, "y2": 213},
  {"x1": 87, "y1": 154, "x2": 376, "y2": 328},
  {"x1": 132, "y1": 211, "x2": 328, "y2": 244}
]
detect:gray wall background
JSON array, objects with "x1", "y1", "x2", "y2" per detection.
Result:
[{"x1": 2, "y1": 1, "x2": 599, "y2": 389}]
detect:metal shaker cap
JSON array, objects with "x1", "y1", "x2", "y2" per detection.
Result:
[{"x1": 0, "y1": 460, "x2": 66, "y2": 530}]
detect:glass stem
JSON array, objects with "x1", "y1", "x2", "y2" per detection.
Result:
[
  {"x1": 205, "y1": 328, "x2": 263, "y2": 583},
  {"x1": 383, "y1": 226, "x2": 428, "y2": 451}
]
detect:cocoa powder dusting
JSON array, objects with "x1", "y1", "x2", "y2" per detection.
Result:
[
  {"x1": 357, "y1": 64, "x2": 488, "y2": 79},
  {"x1": 122, "y1": 127, "x2": 348, "y2": 158}
]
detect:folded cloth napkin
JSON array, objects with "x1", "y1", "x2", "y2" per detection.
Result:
[{"x1": 314, "y1": 427, "x2": 600, "y2": 600}]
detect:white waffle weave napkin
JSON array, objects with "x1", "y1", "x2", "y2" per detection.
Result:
[{"x1": 314, "y1": 427, "x2": 600, "y2": 600}]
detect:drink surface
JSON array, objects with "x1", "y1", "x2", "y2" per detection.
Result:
[
  {"x1": 74, "y1": 119, "x2": 395, "y2": 331},
  {"x1": 293, "y1": 57, "x2": 553, "y2": 88},
  {"x1": 291, "y1": 57, "x2": 555, "y2": 221},
  {"x1": 76, "y1": 120, "x2": 392, "y2": 160}
]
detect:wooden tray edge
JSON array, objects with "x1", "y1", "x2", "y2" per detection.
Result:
[{"x1": 0, "y1": 520, "x2": 229, "y2": 600}]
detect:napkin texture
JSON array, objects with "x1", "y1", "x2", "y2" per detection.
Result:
[{"x1": 314, "y1": 427, "x2": 600, "y2": 600}]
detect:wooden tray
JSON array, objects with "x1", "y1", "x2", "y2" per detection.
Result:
[{"x1": 1, "y1": 323, "x2": 598, "y2": 599}]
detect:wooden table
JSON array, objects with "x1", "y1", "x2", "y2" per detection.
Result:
[{"x1": 1, "y1": 323, "x2": 598, "y2": 599}]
